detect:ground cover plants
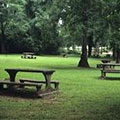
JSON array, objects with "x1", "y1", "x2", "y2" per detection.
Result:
[{"x1": 0, "y1": 55, "x2": 120, "y2": 120}]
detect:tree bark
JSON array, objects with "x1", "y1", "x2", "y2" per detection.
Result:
[
  {"x1": 88, "y1": 45, "x2": 92, "y2": 57},
  {"x1": 113, "y1": 46, "x2": 117, "y2": 60},
  {"x1": 0, "y1": 21, "x2": 6, "y2": 54},
  {"x1": 78, "y1": 3, "x2": 90, "y2": 68},
  {"x1": 94, "y1": 43, "x2": 100, "y2": 57},
  {"x1": 88, "y1": 36, "x2": 93, "y2": 57},
  {"x1": 1, "y1": 30, "x2": 6, "y2": 54},
  {"x1": 116, "y1": 49, "x2": 120, "y2": 63},
  {"x1": 78, "y1": 28, "x2": 90, "y2": 67}
]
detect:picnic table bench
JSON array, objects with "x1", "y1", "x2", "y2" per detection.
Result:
[
  {"x1": 19, "y1": 79, "x2": 59, "y2": 90},
  {"x1": 0, "y1": 81, "x2": 42, "y2": 95},
  {"x1": 100, "y1": 63, "x2": 120, "y2": 78},
  {"x1": 21, "y1": 52, "x2": 36, "y2": 59},
  {"x1": 2, "y1": 68, "x2": 59, "y2": 97}
]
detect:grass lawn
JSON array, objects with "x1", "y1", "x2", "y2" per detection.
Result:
[{"x1": 0, "y1": 54, "x2": 120, "y2": 120}]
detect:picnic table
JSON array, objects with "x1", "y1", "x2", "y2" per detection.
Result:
[
  {"x1": 0, "y1": 68, "x2": 59, "y2": 97},
  {"x1": 101, "y1": 59, "x2": 111, "y2": 63},
  {"x1": 21, "y1": 52, "x2": 36, "y2": 59},
  {"x1": 97, "y1": 59, "x2": 111, "y2": 68},
  {"x1": 100, "y1": 63, "x2": 120, "y2": 78}
]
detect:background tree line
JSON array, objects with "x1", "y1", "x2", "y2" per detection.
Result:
[
  {"x1": 0, "y1": 0, "x2": 61, "y2": 54},
  {"x1": 0, "y1": 0, "x2": 120, "y2": 67}
]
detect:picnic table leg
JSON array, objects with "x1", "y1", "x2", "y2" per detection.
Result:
[
  {"x1": 43, "y1": 73, "x2": 53, "y2": 92},
  {"x1": 103, "y1": 65, "x2": 106, "y2": 70},
  {"x1": 101, "y1": 71, "x2": 106, "y2": 79},
  {"x1": 103, "y1": 72, "x2": 106, "y2": 78},
  {"x1": 6, "y1": 71, "x2": 18, "y2": 82},
  {"x1": 0, "y1": 84, "x2": 3, "y2": 90},
  {"x1": 101, "y1": 71, "x2": 104, "y2": 78}
]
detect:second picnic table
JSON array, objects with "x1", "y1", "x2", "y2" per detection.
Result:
[
  {"x1": 100, "y1": 63, "x2": 120, "y2": 78},
  {"x1": 101, "y1": 59, "x2": 111, "y2": 63}
]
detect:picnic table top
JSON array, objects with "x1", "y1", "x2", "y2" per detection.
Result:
[
  {"x1": 101, "y1": 59, "x2": 111, "y2": 63},
  {"x1": 5, "y1": 68, "x2": 55, "y2": 73},
  {"x1": 101, "y1": 63, "x2": 120, "y2": 66},
  {"x1": 23, "y1": 52, "x2": 35, "y2": 55}
]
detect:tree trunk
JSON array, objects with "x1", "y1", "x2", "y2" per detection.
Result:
[
  {"x1": 113, "y1": 47, "x2": 117, "y2": 60},
  {"x1": 88, "y1": 36, "x2": 93, "y2": 57},
  {"x1": 94, "y1": 43, "x2": 100, "y2": 57},
  {"x1": 0, "y1": 21, "x2": 6, "y2": 54},
  {"x1": 88, "y1": 45, "x2": 92, "y2": 57},
  {"x1": 78, "y1": 0, "x2": 90, "y2": 68},
  {"x1": 116, "y1": 49, "x2": 120, "y2": 63},
  {"x1": 78, "y1": 30, "x2": 90, "y2": 67}
]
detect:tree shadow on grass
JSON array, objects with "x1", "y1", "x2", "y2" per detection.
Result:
[
  {"x1": 48, "y1": 66, "x2": 97, "y2": 71},
  {"x1": 89, "y1": 98, "x2": 120, "y2": 120},
  {"x1": 106, "y1": 101, "x2": 120, "y2": 120},
  {"x1": 105, "y1": 77, "x2": 120, "y2": 81},
  {"x1": 0, "y1": 88, "x2": 40, "y2": 99},
  {"x1": 98, "y1": 77, "x2": 120, "y2": 81}
]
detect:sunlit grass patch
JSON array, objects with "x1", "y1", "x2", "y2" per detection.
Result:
[{"x1": 0, "y1": 54, "x2": 120, "y2": 120}]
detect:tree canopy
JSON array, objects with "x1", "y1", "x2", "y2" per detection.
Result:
[{"x1": 0, "y1": 0, "x2": 120, "y2": 67}]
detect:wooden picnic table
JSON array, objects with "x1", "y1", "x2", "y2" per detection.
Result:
[
  {"x1": 21, "y1": 52, "x2": 36, "y2": 59},
  {"x1": 97, "y1": 59, "x2": 111, "y2": 68},
  {"x1": 5, "y1": 68, "x2": 55, "y2": 91},
  {"x1": 101, "y1": 59, "x2": 111, "y2": 63},
  {"x1": 100, "y1": 63, "x2": 120, "y2": 78},
  {"x1": 101, "y1": 63, "x2": 120, "y2": 70}
]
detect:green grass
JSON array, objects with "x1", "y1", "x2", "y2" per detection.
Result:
[{"x1": 0, "y1": 54, "x2": 120, "y2": 120}]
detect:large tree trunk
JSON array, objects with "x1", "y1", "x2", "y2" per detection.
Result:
[
  {"x1": 0, "y1": 21, "x2": 6, "y2": 54},
  {"x1": 78, "y1": 29, "x2": 90, "y2": 67},
  {"x1": 78, "y1": 2, "x2": 90, "y2": 68},
  {"x1": 1, "y1": 30, "x2": 6, "y2": 53}
]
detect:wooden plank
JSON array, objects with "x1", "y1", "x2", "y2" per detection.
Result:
[
  {"x1": 19, "y1": 78, "x2": 59, "y2": 89},
  {"x1": 23, "y1": 52, "x2": 35, "y2": 55},
  {"x1": 0, "y1": 81, "x2": 42, "y2": 86},
  {"x1": 101, "y1": 59, "x2": 111, "y2": 63},
  {"x1": 0, "y1": 81, "x2": 43, "y2": 96},
  {"x1": 19, "y1": 78, "x2": 59, "y2": 83},
  {"x1": 5, "y1": 68, "x2": 55, "y2": 73},
  {"x1": 102, "y1": 70, "x2": 120, "y2": 73}
]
